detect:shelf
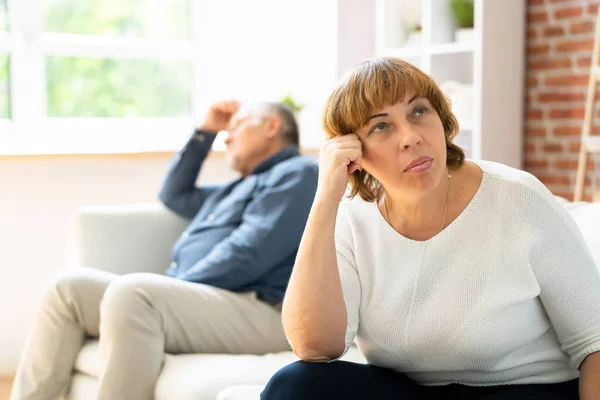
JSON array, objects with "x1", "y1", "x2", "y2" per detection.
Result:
[
  {"x1": 380, "y1": 41, "x2": 475, "y2": 59},
  {"x1": 430, "y1": 41, "x2": 475, "y2": 55},
  {"x1": 584, "y1": 136, "x2": 600, "y2": 152}
]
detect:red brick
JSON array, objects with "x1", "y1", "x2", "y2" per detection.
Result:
[
  {"x1": 557, "y1": 158, "x2": 597, "y2": 171},
  {"x1": 545, "y1": 74, "x2": 589, "y2": 86},
  {"x1": 578, "y1": 57, "x2": 592, "y2": 68},
  {"x1": 528, "y1": 58, "x2": 572, "y2": 70},
  {"x1": 570, "y1": 21, "x2": 595, "y2": 34},
  {"x1": 528, "y1": 43, "x2": 551, "y2": 54},
  {"x1": 528, "y1": 11, "x2": 548, "y2": 23},
  {"x1": 555, "y1": 159, "x2": 579, "y2": 169},
  {"x1": 537, "y1": 174, "x2": 571, "y2": 185},
  {"x1": 589, "y1": 4, "x2": 599, "y2": 15},
  {"x1": 554, "y1": 5, "x2": 583, "y2": 19},
  {"x1": 528, "y1": 29, "x2": 538, "y2": 39},
  {"x1": 543, "y1": 142, "x2": 565, "y2": 152},
  {"x1": 543, "y1": 26, "x2": 565, "y2": 37},
  {"x1": 538, "y1": 92, "x2": 584, "y2": 102},
  {"x1": 527, "y1": 127, "x2": 547, "y2": 137},
  {"x1": 553, "y1": 126, "x2": 582, "y2": 136},
  {"x1": 527, "y1": 76, "x2": 539, "y2": 87},
  {"x1": 528, "y1": 109, "x2": 544, "y2": 120},
  {"x1": 569, "y1": 141, "x2": 581, "y2": 152},
  {"x1": 555, "y1": 39, "x2": 594, "y2": 53},
  {"x1": 526, "y1": 143, "x2": 536, "y2": 152},
  {"x1": 529, "y1": 0, "x2": 544, "y2": 4},
  {"x1": 526, "y1": 159, "x2": 550, "y2": 169},
  {"x1": 549, "y1": 108, "x2": 585, "y2": 119}
]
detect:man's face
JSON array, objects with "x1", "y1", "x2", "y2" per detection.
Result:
[{"x1": 224, "y1": 106, "x2": 272, "y2": 175}]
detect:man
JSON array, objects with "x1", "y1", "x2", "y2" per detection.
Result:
[{"x1": 11, "y1": 100, "x2": 319, "y2": 400}]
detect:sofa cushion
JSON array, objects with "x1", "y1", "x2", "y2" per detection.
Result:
[
  {"x1": 74, "y1": 340, "x2": 366, "y2": 400},
  {"x1": 217, "y1": 385, "x2": 264, "y2": 400},
  {"x1": 564, "y1": 200, "x2": 600, "y2": 267}
]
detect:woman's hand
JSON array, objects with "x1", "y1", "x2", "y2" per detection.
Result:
[{"x1": 317, "y1": 134, "x2": 363, "y2": 203}]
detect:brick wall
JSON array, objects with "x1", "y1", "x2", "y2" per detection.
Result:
[{"x1": 526, "y1": 0, "x2": 600, "y2": 201}]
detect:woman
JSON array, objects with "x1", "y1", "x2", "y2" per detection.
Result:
[{"x1": 261, "y1": 57, "x2": 600, "y2": 399}]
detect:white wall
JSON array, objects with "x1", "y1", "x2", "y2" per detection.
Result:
[{"x1": 0, "y1": 154, "x2": 237, "y2": 374}]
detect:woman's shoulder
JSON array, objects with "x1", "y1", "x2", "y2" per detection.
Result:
[
  {"x1": 472, "y1": 159, "x2": 552, "y2": 198},
  {"x1": 471, "y1": 159, "x2": 566, "y2": 219}
]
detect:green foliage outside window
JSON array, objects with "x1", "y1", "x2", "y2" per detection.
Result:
[
  {"x1": 46, "y1": 57, "x2": 191, "y2": 118},
  {"x1": 44, "y1": 0, "x2": 191, "y2": 118},
  {"x1": 0, "y1": 55, "x2": 9, "y2": 119}
]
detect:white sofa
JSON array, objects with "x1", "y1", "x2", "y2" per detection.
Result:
[
  {"x1": 66, "y1": 198, "x2": 600, "y2": 400},
  {"x1": 65, "y1": 203, "x2": 367, "y2": 400}
]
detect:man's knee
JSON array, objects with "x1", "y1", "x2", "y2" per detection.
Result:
[
  {"x1": 261, "y1": 361, "x2": 328, "y2": 399},
  {"x1": 100, "y1": 273, "x2": 160, "y2": 322},
  {"x1": 47, "y1": 268, "x2": 102, "y2": 302}
]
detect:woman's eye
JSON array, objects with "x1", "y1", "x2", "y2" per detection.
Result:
[
  {"x1": 413, "y1": 106, "x2": 427, "y2": 116},
  {"x1": 374, "y1": 123, "x2": 387, "y2": 131}
]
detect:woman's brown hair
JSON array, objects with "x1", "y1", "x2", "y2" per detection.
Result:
[{"x1": 322, "y1": 57, "x2": 465, "y2": 202}]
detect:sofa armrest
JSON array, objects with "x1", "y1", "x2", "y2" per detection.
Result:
[{"x1": 69, "y1": 203, "x2": 189, "y2": 275}]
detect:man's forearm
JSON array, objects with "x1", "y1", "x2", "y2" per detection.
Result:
[
  {"x1": 580, "y1": 351, "x2": 600, "y2": 400},
  {"x1": 158, "y1": 130, "x2": 218, "y2": 218}
]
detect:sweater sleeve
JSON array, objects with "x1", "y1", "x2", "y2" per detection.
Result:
[
  {"x1": 330, "y1": 202, "x2": 362, "y2": 360},
  {"x1": 527, "y1": 183, "x2": 600, "y2": 369}
]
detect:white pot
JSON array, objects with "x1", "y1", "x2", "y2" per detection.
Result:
[
  {"x1": 455, "y1": 27, "x2": 474, "y2": 43},
  {"x1": 406, "y1": 31, "x2": 422, "y2": 46}
]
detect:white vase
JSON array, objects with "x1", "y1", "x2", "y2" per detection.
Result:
[
  {"x1": 406, "y1": 31, "x2": 422, "y2": 46},
  {"x1": 455, "y1": 27, "x2": 474, "y2": 43}
]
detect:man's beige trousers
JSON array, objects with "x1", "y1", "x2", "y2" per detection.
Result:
[{"x1": 11, "y1": 268, "x2": 289, "y2": 400}]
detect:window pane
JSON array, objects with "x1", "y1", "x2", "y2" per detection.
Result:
[
  {"x1": 43, "y1": 0, "x2": 190, "y2": 40},
  {"x1": 0, "y1": 54, "x2": 9, "y2": 118},
  {"x1": 0, "y1": 0, "x2": 7, "y2": 31},
  {"x1": 46, "y1": 57, "x2": 191, "y2": 118}
]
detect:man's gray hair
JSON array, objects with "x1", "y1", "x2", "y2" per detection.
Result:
[{"x1": 256, "y1": 102, "x2": 300, "y2": 146}]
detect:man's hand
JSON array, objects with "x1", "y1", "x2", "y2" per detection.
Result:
[{"x1": 198, "y1": 100, "x2": 240, "y2": 134}]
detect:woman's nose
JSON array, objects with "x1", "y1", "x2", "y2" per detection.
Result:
[{"x1": 399, "y1": 128, "x2": 422, "y2": 150}]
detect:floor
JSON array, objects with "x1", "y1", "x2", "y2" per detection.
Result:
[{"x1": 0, "y1": 376, "x2": 13, "y2": 400}]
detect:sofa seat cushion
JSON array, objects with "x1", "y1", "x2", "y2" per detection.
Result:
[
  {"x1": 74, "y1": 340, "x2": 367, "y2": 400},
  {"x1": 565, "y1": 201, "x2": 600, "y2": 267}
]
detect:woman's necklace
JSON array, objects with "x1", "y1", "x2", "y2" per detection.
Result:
[{"x1": 383, "y1": 173, "x2": 452, "y2": 234}]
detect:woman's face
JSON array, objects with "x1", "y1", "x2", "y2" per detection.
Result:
[{"x1": 356, "y1": 92, "x2": 448, "y2": 197}]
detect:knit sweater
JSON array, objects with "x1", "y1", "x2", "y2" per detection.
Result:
[{"x1": 334, "y1": 160, "x2": 600, "y2": 386}]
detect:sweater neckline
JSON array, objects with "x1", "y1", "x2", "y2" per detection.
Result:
[{"x1": 373, "y1": 163, "x2": 489, "y2": 245}]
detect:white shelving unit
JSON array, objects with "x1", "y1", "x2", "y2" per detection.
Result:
[{"x1": 374, "y1": 0, "x2": 524, "y2": 168}]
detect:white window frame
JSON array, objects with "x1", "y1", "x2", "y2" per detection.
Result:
[{"x1": 1, "y1": 0, "x2": 214, "y2": 155}]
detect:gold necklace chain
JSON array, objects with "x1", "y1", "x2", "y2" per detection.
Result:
[{"x1": 384, "y1": 173, "x2": 452, "y2": 234}]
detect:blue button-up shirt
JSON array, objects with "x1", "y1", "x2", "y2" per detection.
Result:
[{"x1": 158, "y1": 131, "x2": 318, "y2": 303}]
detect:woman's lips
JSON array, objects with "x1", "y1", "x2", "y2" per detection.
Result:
[{"x1": 404, "y1": 158, "x2": 433, "y2": 173}]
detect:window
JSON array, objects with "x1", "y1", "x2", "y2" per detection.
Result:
[
  {"x1": 43, "y1": 0, "x2": 192, "y2": 119},
  {"x1": 0, "y1": 0, "x2": 9, "y2": 119},
  {"x1": 1, "y1": 0, "x2": 339, "y2": 154},
  {"x1": 43, "y1": 0, "x2": 189, "y2": 39},
  {"x1": 46, "y1": 57, "x2": 191, "y2": 118}
]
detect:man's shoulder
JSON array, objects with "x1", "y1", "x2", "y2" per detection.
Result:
[{"x1": 262, "y1": 154, "x2": 318, "y2": 182}]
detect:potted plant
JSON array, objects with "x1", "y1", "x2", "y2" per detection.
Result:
[
  {"x1": 406, "y1": 23, "x2": 422, "y2": 46},
  {"x1": 451, "y1": 0, "x2": 474, "y2": 43},
  {"x1": 279, "y1": 94, "x2": 305, "y2": 114}
]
